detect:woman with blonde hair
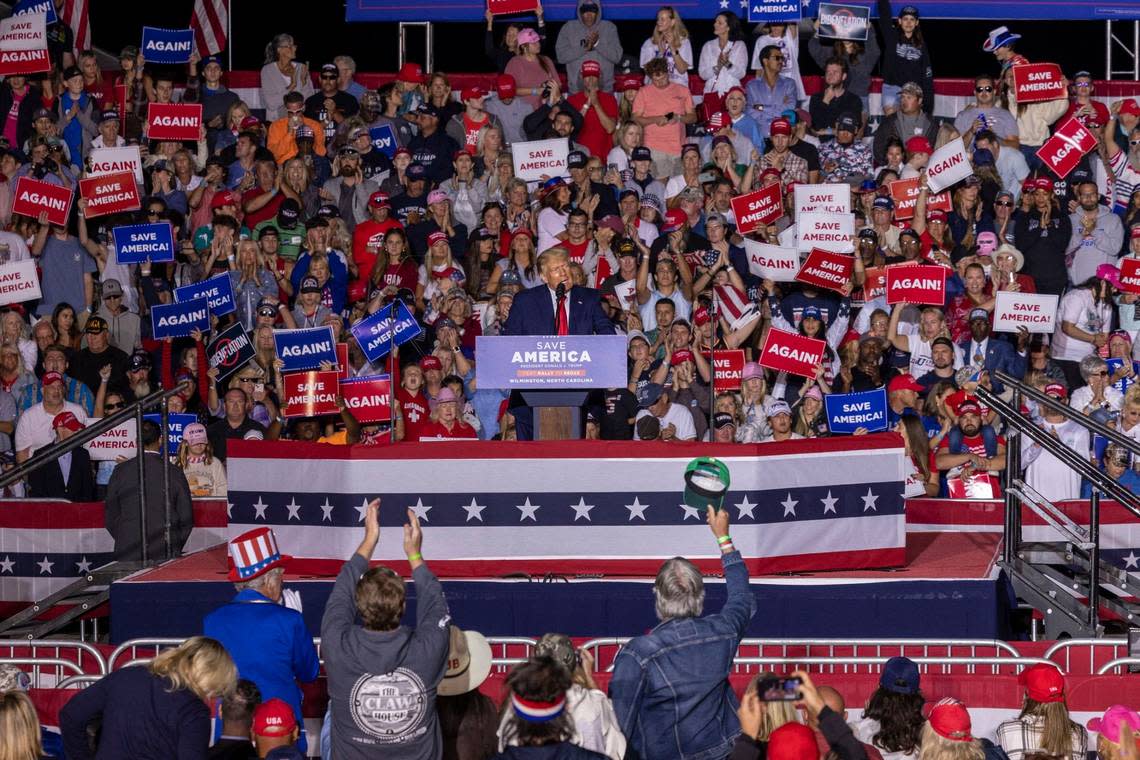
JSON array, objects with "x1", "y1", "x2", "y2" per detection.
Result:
[
  {"x1": 737, "y1": 362, "x2": 772, "y2": 443},
  {"x1": 997, "y1": 664, "x2": 1087, "y2": 760},
  {"x1": 921, "y1": 698, "x2": 1011, "y2": 760},
  {"x1": 177, "y1": 422, "x2": 227, "y2": 498},
  {"x1": 0, "y1": 690, "x2": 43, "y2": 760},
  {"x1": 640, "y1": 7, "x2": 692, "y2": 87},
  {"x1": 61, "y1": 636, "x2": 237, "y2": 758},
  {"x1": 742, "y1": 672, "x2": 798, "y2": 741}
]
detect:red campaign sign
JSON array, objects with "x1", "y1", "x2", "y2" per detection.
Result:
[
  {"x1": 886, "y1": 264, "x2": 948, "y2": 305},
  {"x1": 79, "y1": 171, "x2": 140, "y2": 218},
  {"x1": 12, "y1": 176, "x2": 71, "y2": 227},
  {"x1": 729, "y1": 184, "x2": 783, "y2": 234},
  {"x1": 146, "y1": 102, "x2": 202, "y2": 141},
  {"x1": 1119, "y1": 259, "x2": 1140, "y2": 295},
  {"x1": 795, "y1": 248, "x2": 852, "y2": 293},
  {"x1": 1013, "y1": 63, "x2": 1066, "y2": 104},
  {"x1": 0, "y1": 48, "x2": 49, "y2": 76},
  {"x1": 1036, "y1": 117, "x2": 1099, "y2": 180},
  {"x1": 339, "y1": 375, "x2": 392, "y2": 424},
  {"x1": 887, "y1": 178, "x2": 951, "y2": 221},
  {"x1": 488, "y1": 0, "x2": 537, "y2": 13},
  {"x1": 862, "y1": 267, "x2": 886, "y2": 299},
  {"x1": 336, "y1": 342, "x2": 349, "y2": 380},
  {"x1": 283, "y1": 370, "x2": 341, "y2": 418},
  {"x1": 711, "y1": 349, "x2": 745, "y2": 391},
  {"x1": 759, "y1": 327, "x2": 827, "y2": 379}
]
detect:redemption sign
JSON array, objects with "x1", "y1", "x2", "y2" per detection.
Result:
[
  {"x1": 886, "y1": 264, "x2": 947, "y2": 305},
  {"x1": 474, "y1": 335, "x2": 627, "y2": 389},
  {"x1": 797, "y1": 211, "x2": 853, "y2": 253},
  {"x1": 925, "y1": 139, "x2": 973, "y2": 194},
  {"x1": 146, "y1": 102, "x2": 202, "y2": 141},
  {"x1": 339, "y1": 374, "x2": 392, "y2": 424},
  {"x1": 283, "y1": 371, "x2": 340, "y2": 418},
  {"x1": 711, "y1": 349, "x2": 745, "y2": 390},
  {"x1": 512, "y1": 138, "x2": 569, "y2": 184},
  {"x1": 795, "y1": 248, "x2": 852, "y2": 293},
  {"x1": 1013, "y1": 63, "x2": 1066, "y2": 104},
  {"x1": 79, "y1": 171, "x2": 140, "y2": 218},
  {"x1": 992, "y1": 291, "x2": 1059, "y2": 333},
  {"x1": 112, "y1": 222, "x2": 175, "y2": 264},
  {"x1": 0, "y1": 259, "x2": 40, "y2": 306},
  {"x1": 825, "y1": 388, "x2": 888, "y2": 434},
  {"x1": 758, "y1": 327, "x2": 826, "y2": 378},
  {"x1": 730, "y1": 185, "x2": 783, "y2": 233},
  {"x1": 744, "y1": 240, "x2": 798, "y2": 282},
  {"x1": 1036, "y1": 117, "x2": 1099, "y2": 179},
  {"x1": 888, "y1": 177, "x2": 951, "y2": 221},
  {"x1": 12, "y1": 176, "x2": 71, "y2": 227},
  {"x1": 206, "y1": 321, "x2": 256, "y2": 381},
  {"x1": 795, "y1": 183, "x2": 850, "y2": 216},
  {"x1": 817, "y1": 2, "x2": 869, "y2": 40}
]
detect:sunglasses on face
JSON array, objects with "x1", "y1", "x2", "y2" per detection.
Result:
[
  {"x1": 1131, "y1": 140, "x2": 1140, "y2": 146},
  {"x1": 995, "y1": 200, "x2": 1013, "y2": 207},
  {"x1": 237, "y1": 376, "x2": 259, "y2": 383},
  {"x1": 104, "y1": 402, "x2": 123, "y2": 410},
  {"x1": 975, "y1": 86, "x2": 994, "y2": 93}
]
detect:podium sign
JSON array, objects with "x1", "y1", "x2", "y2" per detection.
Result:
[{"x1": 475, "y1": 335, "x2": 627, "y2": 389}]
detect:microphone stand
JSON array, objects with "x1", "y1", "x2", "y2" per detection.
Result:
[{"x1": 707, "y1": 283, "x2": 720, "y2": 438}]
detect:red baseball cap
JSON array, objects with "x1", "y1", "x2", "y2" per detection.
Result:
[
  {"x1": 905, "y1": 136, "x2": 932, "y2": 155},
  {"x1": 957, "y1": 398, "x2": 982, "y2": 417},
  {"x1": 693, "y1": 306, "x2": 711, "y2": 326},
  {"x1": 615, "y1": 72, "x2": 643, "y2": 92},
  {"x1": 52, "y1": 411, "x2": 83, "y2": 432},
  {"x1": 770, "y1": 117, "x2": 792, "y2": 136},
  {"x1": 671, "y1": 349, "x2": 694, "y2": 366},
  {"x1": 420, "y1": 355, "x2": 442, "y2": 372},
  {"x1": 926, "y1": 208, "x2": 948, "y2": 223},
  {"x1": 887, "y1": 373, "x2": 924, "y2": 394},
  {"x1": 42, "y1": 371, "x2": 64, "y2": 387},
  {"x1": 239, "y1": 115, "x2": 260, "y2": 130},
  {"x1": 580, "y1": 60, "x2": 602, "y2": 79},
  {"x1": 368, "y1": 191, "x2": 390, "y2": 209},
  {"x1": 252, "y1": 698, "x2": 297, "y2": 738},
  {"x1": 1018, "y1": 663, "x2": 1065, "y2": 703},
  {"x1": 661, "y1": 208, "x2": 688, "y2": 234},
  {"x1": 1033, "y1": 176, "x2": 1054, "y2": 192},
  {"x1": 460, "y1": 85, "x2": 487, "y2": 102},
  {"x1": 928, "y1": 698, "x2": 973, "y2": 742},
  {"x1": 768, "y1": 722, "x2": 817, "y2": 760},
  {"x1": 1131, "y1": 225, "x2": 1140, "y2": 240},
  {"x1": 397, "y1": 62, "x2": 424, "y2": 84},
  {"x1": 1121, "y1": 99, "x2": 1140, "y2": 117},
  {"x1": 1044, "y1": 382, "x2": 1068, "y2": 399},
  {"x1": 211, "y1": 191, "x2": 237, "y2": 210},
  {"x1": 495, "y1": 74, "x2": 516, "y2": 99},
  {"x1": 428, "y1": 231, "x2": 449, "y2": 248}
]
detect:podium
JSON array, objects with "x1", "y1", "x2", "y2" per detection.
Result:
[{"x1": 475, "y1": 335, "x2": 628, "y2": 441}]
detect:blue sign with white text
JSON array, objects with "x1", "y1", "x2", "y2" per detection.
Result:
[
  {"x1": 113, "y1": 223, "x2": 174, "y2": 264},
  {"x1": 12, "y1": 0, "x2": 57, "y2": 24},
  {"x1": 1107, "y1": 358, "x2": 1140, "y2": 395},
  {"x1": 140, "y1": 27, "x2": 195, "y2": 65},
  {"x1": 350, "y1": 300, "x2": 423, "y2": 364},
  {"x1": 142, "y1": 413, "x2": 198, "y2": 456},
  {"x1": 369, "y1": 124, "x2": 398, "y2": 159},
  {"x1": 274, "y1": 326, "x2": 338, "y2": 371},
  {"x1": 174, "y1": 272, "x2": 235, "y2": 316},
  {"x1": 474, "y1": 335, "x2": 628, "y2": 389},
  {"x1": 825, "y1": 388, "x2": 888, "y2": 434},
  {"x1": 151, "y1": 297, "x2": 210, "y2": 339}
]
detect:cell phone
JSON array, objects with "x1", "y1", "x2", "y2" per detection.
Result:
[
  {"x1": 607, "y1": 163, "x2": 618, "y2": 173},
  {"x1": 754, "y1": 676, "x2": 802, "y2": 701},
  {"x1": 254, "y1": 383, "x2": 264, "y2": 395},
  {"x1": 664, "y1": 112, "x2": 675, "y2": 121}
]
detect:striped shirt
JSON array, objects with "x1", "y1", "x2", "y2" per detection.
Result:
[
  {"x1": 1109, "y1": 149, "x2": 1140, "y2": 213},
  {"x1": 995, "y1": 715, "x2": 1088, "y2": 760}
]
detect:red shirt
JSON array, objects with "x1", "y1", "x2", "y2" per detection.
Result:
[
  {"x1": 382, "y1": 260, "x2": 419, "y2": 291},
  {"x1": 461, "y1": 113, "x2": 489, "y2": 154},
  {"x1": 563, "y1": 238, "x2": 590, "y2": 263},
  {"x1": 567, "y1": 91, "x2": 619, "y2": 160},
  {"x1": 422, "y1": 419, "x2": 477, "y2": 439},
  {"x1": 397, "y1": 386, "x2": 431, "y2": 441},
  {"x1": 241, "y1": 188, "x2": 284, "y2": 230},
  {"x1": 352, "y1": 218, "x2": 405, "y2": 283},
  {"x1": 1063, "y1": 99, "x2": 1110, "y2": 130}
]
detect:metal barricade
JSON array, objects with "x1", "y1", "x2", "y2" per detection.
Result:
[
  {"x1": 1097, "y1": 658, "x2": 1140, "y2": 674},
  {"x1": 107, "y1": 638, "x2": 186, "y2": 671},
  {"x1": 1044, "y1": 638, "x2": 1127, "y2": 675},
  {"x1": 730, "y1": 655, "x2": 1057, "y2": 676},
  {"x1": 0, "y1": 639, "x2": 106, "y2": 676}
]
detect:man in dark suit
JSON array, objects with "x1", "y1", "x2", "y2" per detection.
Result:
[
  {"x1": 503, "y1": 246, "x2": 616, "y2": 439},
  {"x1": 26, "y1": 412, "x2": 96, "y2": 501},
  {"x1": 104, "y1": 419, "x2": 193, "y2": 562},
  {"x1": 958, "y1": 307, "x2": 1028, "y2": 394}
]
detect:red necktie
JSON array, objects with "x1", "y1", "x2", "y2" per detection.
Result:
[{"x1": 556, "y1": 294, "x2": 568, "y2": 336}]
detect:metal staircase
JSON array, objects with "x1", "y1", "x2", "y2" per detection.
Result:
[
  {"x1": 979, "y1": 371, "x2": 1140, "y2": 639},
  {"x1": 0, "y1": 383, "x2": 189, "y2": 640}
]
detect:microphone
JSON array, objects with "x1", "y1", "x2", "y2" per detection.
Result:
[{"x1": 555, "y1": 282, "x2": 566, "y2": 300}]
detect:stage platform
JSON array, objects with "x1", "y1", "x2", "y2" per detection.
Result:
[{"x1": 110, "y1": 531, "x2": 1012, "y2": 642}]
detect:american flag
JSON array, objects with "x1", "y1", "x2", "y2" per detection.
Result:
[
  {"x1": 191, "y1": 0, "x2": 228, "y2": 56},
  {"x1": 225, "y1": 437, "x2": 909, "y2": 577},
  {"x1": 60, "y1": 0, "x2": 88, "y2": 54},
  {"x1": 714, "y1": 283, "x2": 759, "y2": 332}
]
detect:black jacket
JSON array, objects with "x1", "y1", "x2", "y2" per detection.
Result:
[
  {"x1": 27, "y1": 444, "x2": 96, "y2": 501},
  {"x1": 104, "y1": 450, "x2": 193, "y2": 562},
  {"x1": 523, "y1": 100, "x2": 584, "y2": 141},
  {"x1": 0, "y1": 81, "x2": 41, "y2": 155}
]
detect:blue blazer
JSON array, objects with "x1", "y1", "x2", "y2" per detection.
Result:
[
  {"x1": 503, "y1": 284, "x2": 616, "y2": 336},
  {"x1": 958, "y1": 337, "x2": 1027, "y2": 393}
]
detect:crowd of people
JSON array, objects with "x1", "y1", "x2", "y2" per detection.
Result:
[{"x1": 0, "y1": 503, "x2": 1133, "y2": 760}]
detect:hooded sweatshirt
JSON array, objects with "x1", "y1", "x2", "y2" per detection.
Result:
[{"x1": 555, "y1": 1, "x2": 624, "y2": 94}]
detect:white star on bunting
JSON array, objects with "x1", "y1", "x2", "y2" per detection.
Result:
[
  {"x1": 679, "y1": 503, "x2": 701, "y2": 520},
  {"x1": 735, "y1": 495, "x2": 757, "y2": 520},
  {"x1": 625, "y1": 497, "x2": 650, "y2": 521},
  {"x1": 1125, "y1": 552, "x2": 1139, "y2": 569},
  {"x1": 517, "y1": 497, "x2": 540, "y2": 521},
  {"x1": 75, "y1": 557, "x2": 92, "y2": 574},
  {"x1": 226, "y1": 502, "x2": 233, "y2": 519},
  {"x1": 320, "y1": 499, "x2": 335, "y2": 522},
  {"x1": 570, "y1": 497, "x2": 595, "y2": 521},
  {"x1": 820, "y1": 491, "x2": 839, "y2": 514},
  {"x1": 462, "y1": 498, "x2": 487, "y2": 522},
  {"x1": 861, "y1": 488, "x2": 879, "y2": 512},
  {"x1": 354, "y1": 498, "x2": 371, "y2": 522},
  {"x1": 285, "y1": 498, "x2": 302, "y2": 521},
  {"x1": 37, "y1": 556, "x2": 54, "y2": 574},
  {"x1": 0, "y1": 556, "x2": 13, "y2": 573},
  {"x1": 252, "y1": 496, "x2": 269, "y2": 519},
  {"x1": 409, "y1": 498, "x2": 433, "y2": 521},
  {"x1": 720, "y1": 0, "x2": 729, "y2": 7},
  {"x1": 781, "y1": 493, "x2": 798, "y2": 517}
]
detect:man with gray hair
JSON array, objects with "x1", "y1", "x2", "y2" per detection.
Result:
[
  {"x1": 609, "y1": 505, "x2": 754, "y2": 760},
  {"x1": 334, "y1": 55, "x2": 366, "y2": 101},
  {"x1": 204, "y1": 527, "x2": 320, "y2": 752}
]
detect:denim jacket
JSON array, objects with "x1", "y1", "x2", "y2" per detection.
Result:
[{"x1": 609, "y1": 550, "x2": 756, "y2": 760}]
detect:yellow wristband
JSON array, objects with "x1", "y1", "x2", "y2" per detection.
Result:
[{"x1": 407, "y1": 553, "x2": 422, "y2": 561}]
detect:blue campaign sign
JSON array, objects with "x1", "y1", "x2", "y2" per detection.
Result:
[
  {"x1": 274, "y1": 326, "x2": 338, "y2": 371},
  {"x1": 141, "y1": 27, "x2": 195, "y2": 65},
  {"x1": 151, "y1": 297, "x2": 210, "y2": 340},
  {"x1": 474, "y1": 335, "x2": 628, "y2": 389},
  {"x1": 748, "y1": 0, "x2": 802, "y2": 23},
  {"x1": 174, "y1": 272, "x2": 235, "y2": 316},
  {"x1": 369, "y1": 124, "x2": 398, "y2": 158},
  {"x1": 350, "y1": 301, "x2": 423, "y2": 364},
  {"x1": 12, "y1": 0, "x2": 57, "y2": 24},
  {"x1": 1107, "y1": 358, "x2": 1140, "y2": 395},
  {"x1": 142, "y1": 413, "x2": 198, "y2": 456},
  {"x1": 825, "y1": 388, "x2": 888, "y2": 434},
  {"x1": 112, "y1": 223, "x2": 174, "y2": 264}
]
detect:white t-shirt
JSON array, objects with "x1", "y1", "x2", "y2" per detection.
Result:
[
  {"x1": 639, "y1": 287, "x2": 692, "y2": 331},
  {"x1": 1052, "y1": 288, "x2": 1113, "y2": 362},
  {"x1": 537, "y1": 207, "x2": 568, "y2": 254},
  {"x1": 15, "y1": 401, "x2": 88, "y2": 455},
  {"x1": 1070, "y1": 384, "x2": 1124, "y2": 413},
  {"x1": 898, "y1": 323, "x2": 965, "y2": 379},
  {"x1": 634, "y1": 403, "x2": 697, "y2": 440},
  {"x1": 849, "y1": 718, "x2": 918, "y2": 760},
  {"x1": 760, "y1": 431, "x2": 804, "y2": 443},
  {"x1": 639, "y1": 38, "x2": 694, "y2": 88}
]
